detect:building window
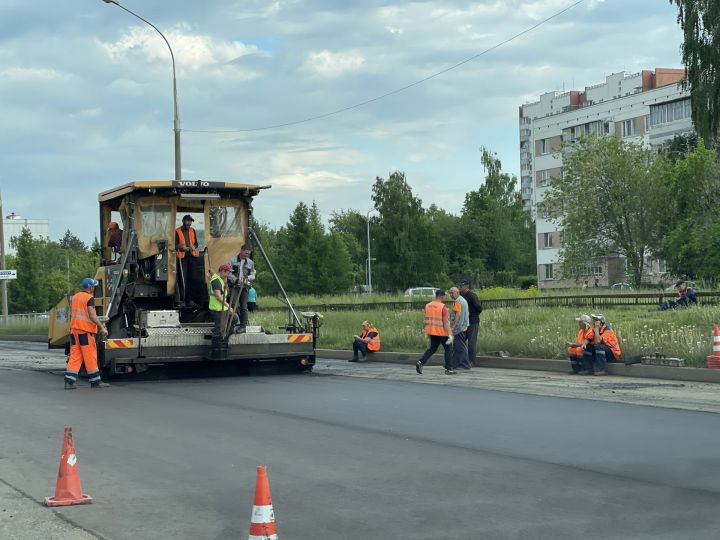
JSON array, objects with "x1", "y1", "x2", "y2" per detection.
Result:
[
  {"x1": 544, "y1": 264, "x2": 554, "y2": 280},
  {"x1": 621, "y1": 119, "x2": 635, "y2": 138},
  {"x1": 541, "y1": 139, "x2": 549, "y2": 154},
  {"x1": 649, "y1": 98, "x2": 692, "y2": 128},
  {"x1": 539, "y1": 170, "x2": 549, "y2": 187},
  {"x1": 592, "y1": 265, "x2": 603, "y2": 276},
  {"x1": 542, "y1": 232, "x2": 553, "y2": 248}
]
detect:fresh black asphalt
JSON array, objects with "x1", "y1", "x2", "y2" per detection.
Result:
[{"x1": 1, "y1": 360, "x2": 720, "y2": 539}]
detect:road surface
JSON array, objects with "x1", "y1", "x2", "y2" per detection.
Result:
[{"x1": 1, "y1": 345, "x2": 720, "y2": 538}]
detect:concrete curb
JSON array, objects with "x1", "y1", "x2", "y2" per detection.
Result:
[
  {"x1": 0, "y1": 335, "x2": 46, "y2": 343},
  {"x1": 316, "y1": 349, "x2": 720, "y2": 384}
]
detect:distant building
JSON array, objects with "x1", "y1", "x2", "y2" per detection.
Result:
[
  {"x1": 519, "y1": 68, "x2": 693, "y2": 289},
  {"x1": 2, "y1": 213, "x2": 50, "y2": 256}
]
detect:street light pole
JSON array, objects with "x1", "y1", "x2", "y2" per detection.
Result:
[
  {"x1": 0, "y1": 191, "x2": 7, "y2": 316},
  {"x1": 101, "y1": 0, "x2": 181, "y2": 180},
  {"x1": 365, "y1": 209, "x2": 376, "y2": 294}
]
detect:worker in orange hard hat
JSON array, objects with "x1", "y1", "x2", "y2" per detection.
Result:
[{"x1": 107, "y1": 221, "x2": 123, "y2": 262}]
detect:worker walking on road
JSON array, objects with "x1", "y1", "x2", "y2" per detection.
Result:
[
  {"x1": 416, "y1": 289, "x2": 455, "y2": 375},
  {"x1": 449, "y1": 287, "x2": 470, "y2": 370},
  {"x1": 458, "y1": 278, "x2": 482, "y2": 366},
  {"x1": 175, "y1": 214, "x2": 199, "y2": 307},
  {"x1": 64, "y1": 278, "x2": 109, "y2": 390}
]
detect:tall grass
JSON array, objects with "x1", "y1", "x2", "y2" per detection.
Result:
[
  {"x1": 0, "y1": 320, "x2": 49, "y2": 336},
  {"x1": 254, "y1": 305, "x2": 720, "y2": 367}
]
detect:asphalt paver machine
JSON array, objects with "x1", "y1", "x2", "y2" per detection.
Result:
[{"x1": 48, "y1": 180, "x2": 320, "y2": 378}]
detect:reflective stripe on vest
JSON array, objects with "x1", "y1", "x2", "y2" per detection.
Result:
[
  {"x1": 424, "y1": 301, "x2": 448, "y2": 337},
  {"x1": 70, "y1": 292, "x2": 97, "y2": 333},
  {"x1": 175, "y1": 226, "x2": 198, "y2": 259},
  {"x1": 362, "y1": 327, "x2": 381, "y2": 351},
  {"x1": 599, "y1": 326, "x2": 621, "y2": 357},
  {"x1": 208, "y1": 273, "x2": 228, "y2": 312}
]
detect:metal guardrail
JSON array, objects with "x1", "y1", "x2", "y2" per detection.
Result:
[
  {"x1": 263, "y1": 292, "x2": 720, "y2": 313},
  {"x1": 0, "y1": 312, "x2": 49, "y2": 326}
]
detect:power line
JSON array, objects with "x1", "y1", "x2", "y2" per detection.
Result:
[{"x1": 185, "y1": 0, "x2": 587, "y2": 134}]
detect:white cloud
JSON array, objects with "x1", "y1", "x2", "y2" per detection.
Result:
[
  {"x1": 271, "y1": 170, "x2": 358, "y2": 192},
  {"x1": 98, "y1": 25, "x2": 263, "y2": 72},
  {"x1": 0, "y1": 66, "x2": 69, "y2": 81},
  {"x1": 70, "y1": 108, "x2": 102, "y2": 119},
  {"x1": 303, "y1": 50, "x2": 366, "y2": 78}
]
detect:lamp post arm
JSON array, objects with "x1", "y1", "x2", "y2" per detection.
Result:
[{"x1": 102, "y1": 0, "x2": 181, "y2": 180}]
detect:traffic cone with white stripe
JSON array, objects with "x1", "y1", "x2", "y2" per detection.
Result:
[
  {"x1": 248, "y1": 466, "x2": 278, "y2": 540},
  {"x1": 44, "y1": 426, "x2": 92, "y2": 506},
  {"x1": 707, "y1": 324, "x2": 720, "y2": 370}
]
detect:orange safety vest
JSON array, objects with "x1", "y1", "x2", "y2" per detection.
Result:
[
  {"x1": 424, "y1": 301, "x2": 448, "y2": 337},
  {"x1": 597, "y1": 325, "x2": 622, "y2": 358},
  {"x1": 175, "y1": 226, "x2": 198, "y2": 258},
  {"x1": 567, "y1": 328, "x2": 587, "y2": 357},
  {"x1": 70, "y1": 292, "x2": 97, "y2": 334},
  {"x1": 361, "y1": 326, "x2": 381, "y2": 351}
]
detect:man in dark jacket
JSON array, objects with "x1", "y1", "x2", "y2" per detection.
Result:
[
  {"x1": 458, "y1": 278, "x2": 482, "y2": 365},
  {"x1": 657, "y1": 280, "x2": 698, "y2": 311}
]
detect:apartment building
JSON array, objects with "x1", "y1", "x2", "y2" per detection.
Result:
[
  {"x1": 519, "y1": 68, "x2": 693, "y2": 289},
  {"x1": 2, "y1": 213, "x2": 50, "y2": 256}
]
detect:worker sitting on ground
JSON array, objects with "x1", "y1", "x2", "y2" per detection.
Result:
[
  {"x1": 349, "y1": 320, "x2": 381, "y2": 362},
  {"x1": 566, "y1": 314, "x2": 593, "y2": 375},
  {"x1": 657, "y1": 280, "x2": 698, "y2": 311},
  {"x1": 584, "y1": 314, "x2": 622, "y2": 376}
]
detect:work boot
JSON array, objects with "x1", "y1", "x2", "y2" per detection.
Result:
[
  {"x1": 91, "y1": 381, "x2": 110, "y2": 388},
  {"x1": 594, "y1": 370, "x2": 607, "y2": 376},
  {"x1": 349, "y1": 355, "x2": 358, "y2": 362},
  {"x1": 64, "y1": 381, "x2": 76, "y2": 390},
  {"x1": 445, "y1": 369, "x2": 457, "y2": 375},
  {"x1": 415, "y1": 361, "x2": 423, "y2": 375},
  {"x1": 357, "y1": 353, "x2": 368, "y2": 363}
]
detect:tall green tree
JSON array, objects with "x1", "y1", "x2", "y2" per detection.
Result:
[
  {"x1": 329, "y1": 210, "x2": 367, "y2": 288},
  {"x1": 661, "y1": 139, "x2": 720, "y2": 278},
  {"x1": 59, "y1": 229, "x2": 88, "y2": 252},
  {"x1": 461, "y1": 148, "x2": 535, "y2": 285},
  {"x1": 371, "y1": 172, "x2": 447, "y2": 291},
  {"x1": 540, "y1": 136, "x2": 671, "y2": 287},
  {"x1": 670, "y1": 0, "x2": 720, "y2": 146},
  {"x1": 7, "y1": 228, "x2": 47, "y2": 313}
]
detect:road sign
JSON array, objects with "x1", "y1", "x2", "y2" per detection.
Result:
[{"x1": 0, "y1": 270, "x2": 17, "y2": 280}]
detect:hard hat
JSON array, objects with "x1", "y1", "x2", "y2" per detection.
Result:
[{"x1": 82, "y1": 277, "x2": 99, "y2": 289}]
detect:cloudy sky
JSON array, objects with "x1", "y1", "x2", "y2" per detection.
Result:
[{"x1": 1, "y1": 0, "x2": 684, "y2": 245}]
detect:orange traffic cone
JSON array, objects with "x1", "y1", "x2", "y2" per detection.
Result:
[
  {"x1": 707, "y1": 324, "x2": 720, "y2": 370},
  {"x1": 248, "y1": 466, "x2": 278, "y2": 540},
  {"x1": 44, "y1": 426, "x2": 92, "y2": 507}
]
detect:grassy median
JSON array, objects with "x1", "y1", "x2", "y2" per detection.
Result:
[
  {"x1": 3, "y1": 300, "x2": 717, "y2": 368},
  {"x1": 252, "y1": 305, "x2": 720, "y2": 368}
]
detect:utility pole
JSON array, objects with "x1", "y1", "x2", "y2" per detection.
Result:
[{"x1": 0, "y1": 191, "x2": 8, "y2": 315}]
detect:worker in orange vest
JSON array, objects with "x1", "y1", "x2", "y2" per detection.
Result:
[
  {"x1": 175, "y1": 214, "x2": 199, "y2": 307},
  {"x1": 566, "y1": 314, "x2": 593, "y2": 374},
  {"x1": 416, "y1": 289, "x2": 455, "y2": 375},
  {"x1": 350, "y1": 320, "x2": 381, "y2": 362},
  {"x1": 587, "y1": 313, "x2": 622, "y2": 376},
  {"x1": 64, "y1": 277, "x2": 109, "y2": 390}
]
